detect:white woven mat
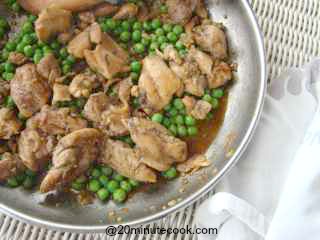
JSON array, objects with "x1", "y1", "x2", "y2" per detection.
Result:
[{"x1": 1, "y1": 0, "x2": 320, "y2": 239}]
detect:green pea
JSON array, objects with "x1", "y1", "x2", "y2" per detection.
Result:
[
  {"x1": 124, "y1": 136, "x2": 134, "y2": 147},
  {"x1": 131, "y1": 30, "x2": 142, "y2": 42},
  {"x1": 149, "y1": 42, "x2": 159, "y2": 51},
  {"x1": 143, "y1": 21, "x2": 152, "y2": 32},
  {"x1": 169, "y1": 124, "x2": 177, "y2": 136},
  {"x1": 179, "y1": 108, "x2": 186, "y2": 115},
  {"x1": 155, "y1": 28, "x2": 165, "y2": 36},
  {"x1": 130, "y1": 61, "x2": 142, "y2": 73},
  {"x1": 173, "y1": 25, "x2": 184, "y2": 35},
  {"x1": 132, "y1": 97, "x2": 140, "y2": 108},
  {"x1": 121, "y1": 20, "x2": 131, "y2": 31},
  {"x1": 0, "y1": 63, "x2": 4, "y2": 73},
  {"x1": 75, "y1": 175, "x2": 87, "y2": 184},
  {"x1": 130, "y1": 72, "x2": 139, "y2": 83},
  {"x1": 206, "y1": 112, "x2": 214, "y2": 120},
  {"x1": 59, "y1": 48, "x2": 68, "y2": 59},
  {"x1": 185, "y1": 115, "x2": 196, "y2": 126},
  {"x1": 177, "y1": 125, "x2": 187, "y2": 137},
  {"x1": 71, "y1": 181, "x2": 84, "y2": 191},
  {"x1": 164, "y1": 104, "x2": 172, "y2": 111},
  {"x1": 113, "y1": 173, "x2": 125, "y2": 182},
  {"x1": 169, "y1": 108, "x2": 178, "y2": 117},
  {"x1": 151, "y1": 19, "x2": 162, "y2": 29},
  {"x1": 113, "y1": 188, "x2": 127, "y2": 202},
  {"x1": 211, "y1": 98, "x2": 219, "y2": 109},
  {"x1": 88, "y1": 179, "x2": 101, "y2": 192},
  {"x1": 18, "y1": 112, "x2": 27, "y2": 122},
  {"x1": 187, "y1": 126, "x2": 198, "y2": 136},
  {"x1": 23, "y1": 176, "x2": 34, "y2": 189},
  {"x1": 162, "y1": 167, "x2": 177, "y2": 180},
  {"x1": 120, "y1": 180, "x2": 132, "y2": 192},
  {"x1": 16, "y1": 173, "x2": 26, "y2": 183},
  {"x1": 62, "y1": 64, "x2": 71, "y2": 74},
  {"x1": 202, "y1": 94, "x2": 212, "y2": 103},
  {"x1": 33, "y1": 51, "x2": 43, "y2": 64},
  {"x1": 175, "y1": 115, "x2": 184, "y2": 125},
  {"x1": 91, "y1": 168, "x2": 101, "y2": 178},
  {"x1": 141, "y1": 37, "x2": 150, "y2": 46},
  {"x1": 129, "y1": 179, "x2": 140, "y2": 188},
  {"x1": 212, "y1": 88, "x2": 224, "y2": 98},
  {"x1": 99, "y1": 175, "x2": 109, "y2": 187},
  {"x1": 42, "y1": 46, "x2": 53, "y2": 56},
  {"x1": 162, "y1": 117, "x2": 171, "y2": 128},
  {"x1": 97, "y1": 188, "x2": 110, "y2": 201},
  {"x1": 132, "y1": 22, "x2": 142, "y2": 31},
  {"x1": 113, "y1": 26, "x2": 122, "y2": 36},
  {"x1": 175, "y1": 41, "x2": 185, "y2": 50},
  {"x1": 173, "y1": 98, "x2": 185, "y2": 110},
  {"x1": 105, "y1": 18, "x2": 117, "y2": 31},
  {"x1": 167, "y1": 32, "x2": 178, "y2": 43},
  {"x1": 0, "y1": 28, "x2": 5, "y2": 38},
  {"x1": 22, "y1": 34, "x2": 33, "y2": 45},
  {"x1": 120, "y1": 31, "x2": 131, "y2": 42},
  {"x1": 133, "y1": 43, "x2": 145, "y2": 54},
  {"x1": 107, "y1": 180, "x2": 119, "y2": 193},
  {"x1": 24, "y1": 45, "x2": 34, "y2": 57},
  {"x1": 160, "y1": 4, "x2": 168, "y2": 13},
  {"x1": 50, "y1": 41, "x2": 60, "y2": 50},
  {"x1": 163, "y1": 24, "x2": 173, "y2": 33},
  {"x1": 179, "y1": 49, "x2": 188, "y2": 57},
  {"x1": 101, "y1": 166, "x2": 113, "y2": 176},
  {"x1": 25, "y1": 169, "x2": 37, "y2": 177},
  {"x1": 66, "y1": 55, "x2": 76, "y2": 65},
  {"x1": 28, "y1": 15, "x2": 37, "y2": 23},
  {"x1": 16, "y1": 43, "x2": 25, "y2": 53},
  {"x1": 6, "y1": 41, "x2": 17, "y2": 52},
  {"x1": 159, "y1": 42, "x2": 169, "y2": 51},
  {"x1": 157, "y1": 35, "x2": 167, "y2": 45},
  {"x1": 4, "y1": 62, "x2": 15, "y2": 73},
  {"x1": 151, "y1": 113, "x2": 164, "y2": 123},
  {"x1": 101, "y1": 22, "x2": 109, "y2": 32},
  {"x1": 0, "y1": 18, "x2": 8, "y2": 29},
  {"x1": 7, "y1": 177, "x2": 19, "y2": 188},
  {"x1": 2, "y1": 72, "x2": 14, "y2": 81},
  {"x1": 22, "y1": 22, "x2": 33, "y2": 34},
  {"x1": 11, "y1": 2, "x2": 21, "y2": 12}
]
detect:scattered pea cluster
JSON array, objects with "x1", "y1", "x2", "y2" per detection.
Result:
[
  {"x1": 202, "y1": 88, "x2": 224, "y2": 119},
  {"x1": 99, "y1": 15, "x2": 186, "y2": 57},
  {"x1": 6, "y1": 169, "x2": 38, "y2": 189},
  {"x1": 5, "y1": 0, "x2": 21, "y2": 13},
  {"x1": 71, "y1": 165, "x2": 140, "y2": 203}
]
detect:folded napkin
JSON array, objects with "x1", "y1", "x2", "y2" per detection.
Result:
[{"x1": 195, "y1": 59, "x2": 320, "y2": 240}]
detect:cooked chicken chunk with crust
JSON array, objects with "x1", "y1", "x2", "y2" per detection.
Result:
[
  {"x1": 36, "y1": 54, "x2": 61, "y2": 86},
  {"x1": 113, "y1": 3, "x2": 138, "y2": 20},
  {"x1": 11, "y1": 64, "x2": 51, "y2": 117},
  {"x1": 35, "y1": 6, "x2": 72, "y2": 42},
  {"x1": 8, "y1": 52, "x2": 28, "y2": 66},
  {"x1": 83, "y1": 92, "x2": 109, "y2": 123},
  {"x1": 0, "y1": 108, "x2": 22, "y2": 140},
  {"x1": 177, "y1": 154, "x2": 211, "y2": 174},
  {"x1": 139, "y1": 55, "x2": 181, "y2": 111},
  {"x1": 69, "y1": 73, "x2": 98, "y2": 98},
  {"x1": 191, "y1": 100, "x2": 212, "y2": 120},
  {"x1": 125, "y1": 118, "x2": 187, "y2": 171},
  {"x1": 182, "y1": 96, "x2": 196, "y2": 114},
  {"x1": 68, "y1": 29, "x2": 92, "y2": 59},
  {"x1": 52, "y1": 84, "x2": 72, "y2": 104},
  {"x1": 40, "y1": 128, "x2": 102, "y2": 192},
  {"x1": 167, "y1": 0, "x2": 197, "y2": 24},
  {"x1": 0, "y1": 152, "x2": 24, "y2": 181},
  {"x1": 208, "y1": 62, "x2": 232, "y2": 89},
  {"x1": 18, "y1": 128, "x2": 57, "y2": 171},
  {"x1": 189, "y1": 47, "x2": 213, "y2": 76},
  {"x1": 194, "y1": 23, "x2": 228, "y2": 60},
  {"x1": 93, "y1": 2, "x2": 119, "y2": 17},
  {"x1": 27, "y1": 105, "x2": 87, "y2": 135},
  {"x1": 101, "y1": 139, "x2": 157, "y2": 183},
  {"x1": 0, "y1": 80, "x2": 9, "y2": 104}
]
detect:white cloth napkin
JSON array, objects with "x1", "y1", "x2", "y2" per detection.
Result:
[{"x1": 195, "y1": 59, "x2": 320, "y2": 240}]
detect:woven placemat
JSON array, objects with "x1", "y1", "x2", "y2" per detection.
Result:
[{"x1": 1, "y1": 0, "x2": 320, "y2": 239}]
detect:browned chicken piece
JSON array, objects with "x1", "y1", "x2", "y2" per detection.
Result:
[
  {"x1": 184, "y1": 75, "x2": 207, "y2": 97},
  {"x1": 208, "y1": 62, "x2": 232, "y2": 89},
  {"x1": 8, "y1": 52, "x2": 28, "y2": 66},
  {"x1": 68, "y1": 29, "x2": 92, "y2": 59},
  {"x1": 69, "y1": 73, "x2": 97, "y2": 98},
  {"x1": 177, "y1": 154, "x2": 211, "y2": 174},
  {"x1": 89, "y1": 22, "x2": 103, "y2": 44},
  {"x1": 18, "y1": 0, "x2": 103, "y2": 15},
  {"x1": 40, "y1": 128, "x2": 102, "y2": 192},
  {"x1": 139, "y1": 55, "x2": 181, "y2": 111},
  {"x1": 27, "y1": 105, "x2": 87, "y2": 135},
  {"x1": 10, "y1": 64, "x2": 51, "y2": 117},
  {"x1": 35, "y1": 6, "x2": 72, "y2": 42},
  {"x1": 101, "y1": 105, "x2": 130, "y2": 136},
  {"x1": 101, "y1": 32, "x2": 129, "y2": 60},
  {"x1": 0, "y1": 152, "x2": 24, "y2": 181},
  {"x1": 57, "y1": 31, "x2": 74, "y2": 45},
  {"x1": 125, "y1": 118, "x2": 188, "y2": 171},
  {"x1": 36, "y1": 53, "x2": 61, "y2": 86},
  {"x1": 52, "y1": 84, "x2": 72, "y2": 104},
  {"x1": 113, "y1": 3, "x2": 138, "y2": 20},
  {"x1": 182, "y1": 96, "x2": 196, "y2": 115},
  {"x1": 194, "y1": 23, "x2": 228, "y2": 60},
  {"x1": 0, "y1": 108, "x2": 22, "y2": 140},
  {"x1": 166, "y1": 0, "x2": 198, "y2": 24},
  {"x1": 118, "y1": 78, "x2": 132, "y2": 107},
  {"x1": 191, "y1": 100, "x2": 212, "y2": 120},
  {"x1": 79, "y1": 11, "x2": 95, "y2": 25},
  {"x1": 83, "y1": 92, "x2": 109, "y2": 123},
  {"x1": 161, "y1": 45, "x2": 182, "y2": 64},
  {"x1": 93, "y1": 3, "x2": 119, "y2": 17},
  {"x1": 101, "y1": 139, "x2": 157, "y2": 183},
  {"x1": 195, "y1": 0, "x2": 208, "y2": 19},
  {"x1": 189, "y1": 47, "x2": 213, "y2": 76},
  {"x1": 0, "y1": 80, "x2": 9, "y2": 104},
  {"x1": 18, "y1": 128, "x2": 57, "y2": 171}
]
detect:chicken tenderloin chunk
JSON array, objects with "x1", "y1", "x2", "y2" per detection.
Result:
[
  {"x1": 0, "y1": 152, "x2": 24, "y2": 181},
  {"x1": 40, "y1": 128, "x2": 102, "y2": 192},
  {"x1": 36, "y1": 54, "x2": 61, "y2": 86},
  {"x1": 0, "y1": 108, "x2": 22, "y2": 140}
]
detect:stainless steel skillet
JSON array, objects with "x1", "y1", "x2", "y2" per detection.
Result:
[{"x1": 0, "y1": 0, "x2": 266, "y2": 232}]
